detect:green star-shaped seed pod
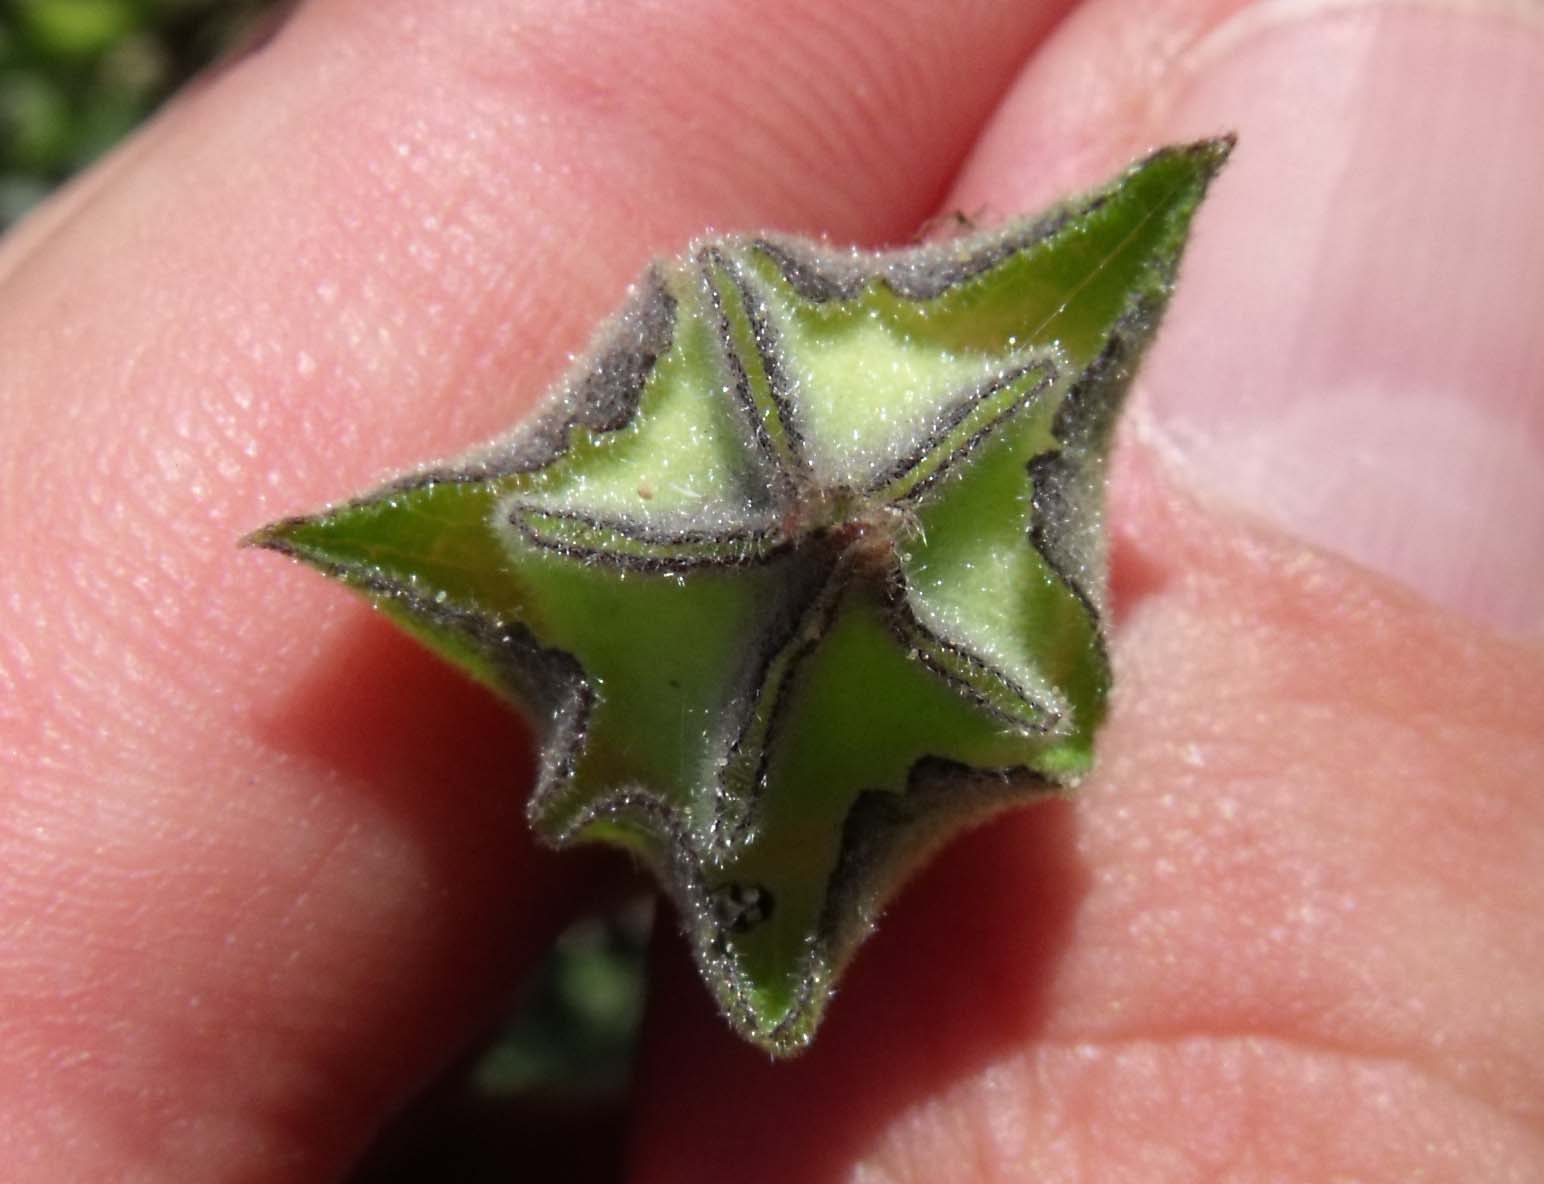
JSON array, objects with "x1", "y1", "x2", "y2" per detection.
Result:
[{"x1": 249, "y1": 138, "x2": 1231, "y2": 1055}]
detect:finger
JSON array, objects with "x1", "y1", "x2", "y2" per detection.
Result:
[
  {"x1": 630, "y1": 455, "x2": 1544, "y2": 1183},
  {"x1": 626, "y1": 1, "x2": 1544, "y2": 1180},
  {"x1": 0, "y1": 0, "x2": 1084, "y2": 1179},
  {"x1": 952, "y1": 0, "x2": 1544, "y2": 635}
]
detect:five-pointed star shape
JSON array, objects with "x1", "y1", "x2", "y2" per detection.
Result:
[{"x1": 251, "y1": 139, "x2": 1230, "y2": 1055}]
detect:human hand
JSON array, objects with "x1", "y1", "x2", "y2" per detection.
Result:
[{"x1": 2, "y1": 2, "x2": 1540, "y2": 1181}]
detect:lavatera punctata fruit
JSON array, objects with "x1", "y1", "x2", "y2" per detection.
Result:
[{"x1": 249, "y1": 138, "x2": 1232, "y2": 1056}]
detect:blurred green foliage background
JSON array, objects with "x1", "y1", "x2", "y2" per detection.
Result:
[
  {"x1": 1, "y1": 0, "x2": 278, "y2": 226},
  {"x1": 2, "y1": 2, "x2": 650, "y2": 1177}
]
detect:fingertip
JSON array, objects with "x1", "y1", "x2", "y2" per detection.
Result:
[{"x1": 953, "y1": 0, "x2": 1544, "y2": 633}]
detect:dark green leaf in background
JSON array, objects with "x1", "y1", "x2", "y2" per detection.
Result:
[{"x1": 0, "y1": 0, "x2": 275, "y2": 226}]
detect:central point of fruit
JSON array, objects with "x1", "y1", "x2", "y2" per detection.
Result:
[{"x1": 781, "y1": 487, "x2": 919, "y2": 577}]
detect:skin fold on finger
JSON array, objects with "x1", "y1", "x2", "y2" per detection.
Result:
[
  {"x1": 627, "y1": 1, "x2": 1544, "y2": 1180},
  {"x1": 0, "y1": 0, "x2": 1082, "y2": 1179}
]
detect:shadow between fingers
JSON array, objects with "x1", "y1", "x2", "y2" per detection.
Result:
[
  {"x1": 251, "y1": 610, "x2": 628, "y2": 1165},
  {"x1": 258, "y1": 612, "x2": 540, "y2": 877},
  {"x1": 631, "y1": 797, "x2": 1089, "y2": 1183}
]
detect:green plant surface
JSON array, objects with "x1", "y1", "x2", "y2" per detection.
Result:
[{"x1": 250, "y1": 138, "x2": 1231, "y2": 1056}]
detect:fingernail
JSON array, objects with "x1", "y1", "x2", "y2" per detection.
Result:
[{"x1": 1141, "y1": 3, "x2": 1544, "y2": 633}]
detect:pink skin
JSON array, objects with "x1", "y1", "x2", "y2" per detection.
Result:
[{"x1": 1, "y1": 0, "x2": 1540, "y2": 1179}]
